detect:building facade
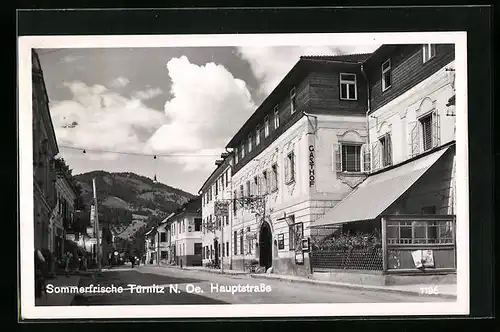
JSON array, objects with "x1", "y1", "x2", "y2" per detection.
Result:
[
  {"x1": 32, "y1": 49, "x2": 59, "y2": 251},
  {"x1": 312, "y1": 43, "x2": 457, "y2": 276},
  {"x1": 49, "y1": 172, "x2": 77, "y2": 261},
  {"x1": 226, "y1": 55, "x2": 372, "y2": 276},
  {"x1": 199, "y1": 153, "x2": 233, "y2": 269},
  {"x1": 170, "y1": 197, "x2": 203, "y2": 266}
]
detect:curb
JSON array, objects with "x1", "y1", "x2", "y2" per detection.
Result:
[
  {"x1": 150, "y1": 265, "x2": 248, "y2": 276},
  {"x1": 249, "y1": 274, "x2": 457, "y2": 300}
]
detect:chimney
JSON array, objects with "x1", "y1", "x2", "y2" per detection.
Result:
[
  {"x1": 220, "y1": 152, "x2": 230, "y2": 159},
  {"x1": 215, "y1": 160, "x2": 223, "y2": 166}
]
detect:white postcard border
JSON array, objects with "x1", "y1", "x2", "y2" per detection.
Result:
[{"x1": 19, "y1": 31, "x2": 469, "y2": 319}]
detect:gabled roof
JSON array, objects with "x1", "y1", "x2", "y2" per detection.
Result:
[{"x1": 225, "y1": 56, "x2": 361, "y2": 148}]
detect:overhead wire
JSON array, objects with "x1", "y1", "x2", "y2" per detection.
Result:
[{"x1": 58, "y1": 144, "x2": 224, "y2": 157}]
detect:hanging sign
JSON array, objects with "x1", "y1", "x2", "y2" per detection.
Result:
[
  {"x1": 309, "y1": 145, "x2": 315, "y2": 186},
  {"x1": 214, "y1": 201, "x2": 229, "y2": 217}
]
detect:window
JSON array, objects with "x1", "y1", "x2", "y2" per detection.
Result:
[
  {"x1": 382, "y1": 59, "x2": 392, "y2": 91},
  {"x1": 339, "y1": 144, "x2": 362, "y2": 172},
  {"x1": 255, "y1": 125, "x2": 261, "y2": 145},
  {"x1": 423, "y1": 44, "x2": 436, "y2": 63},
  {"x1": 226, "y1": 242, "x2": 229, "y2": 257},
  {"x1": 215, "y1": 180, "x2": 219, "y2": 196},
  {"x1": 379, "y1": 134, "x2": 393, "y2": 167},
  {"x1": 239, "y1": 184, "x2": 244, "y2": 198},
  {"x1": 161, "y1": 251, "x2": 167, "y2": 259},
  {"x1": 420, "y1": 114, "x2": 433, "y2": 151},
  {"x1": 274, "y1": 105, "x2": 280, "y2": 128},
  {"x1": 285, "y1": 151, "x2": 296, "y2": 183},
  {"x1": 262, "y1": 171, "x2": 269, "y2": 194},
  {"x1": 248, "y1": 134, "x2": 252, "y2": 152},
  {"x1": 233, "y1": 231, "x2": 238, "y2": 255},
  {"x1": 210, "y1": 244, "x2": 213, "y2": 258},
  {"x1": 233, "y1": 190, "x2": 238, "y2": 213},
  {"x1": 194, "y1": 243, "x2": 202, "y2": 255},
  {"x1": 246, "y1": 180, "x2": 251, "y2": 197},
  {"x1": 253, "y1": 176, "x2": 259, "y2": 196},
  {"x1": 278, "y1": 233, "x2": 285, "y2": 250},
  {"x1": 264, "y1": 116, "x2": 270, "y2": 137},
  {"x1": 240, "y1": 143, "x2": 245, "y2": 159},
  {"x1": 194, "y1": 218, "x2": 202, "y2": 232},
  {"x1": 290, "y1": 87, "x2": 297, "y2": 114},
  {"x1": 235, "y1": 148, "x2": 239, "y2": 163},
  {"x1": 225, "y1": 170, "x2": 229, "y2": 186},
  {"x1": 340, "y1": 73, "x2": 357, "y2": 100},
  {"x1": 239, "y1": 230, "x2": 244, "y2": 255},
  {"x1": 271, "y1": 164, "x2": 278, "y2": 192},
  {"x1": 160, "y1": 233, "x2": 166, "y2": 242}
]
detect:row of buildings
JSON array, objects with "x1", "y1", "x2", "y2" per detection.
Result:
[
  {"x1": 145, "y1": 43, "x2": 457, "y2": 279},
  {"x1": 32, "y1": 49, "x2": 108, "y2": 270}
]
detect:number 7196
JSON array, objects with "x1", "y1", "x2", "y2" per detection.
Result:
[{"x1": 420, "y1": 285, "x2": 439, "y2": 295}]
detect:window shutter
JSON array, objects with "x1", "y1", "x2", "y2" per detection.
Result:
[
  {"x1": 371, "y1": 141, "x2": 381, "y2": 171},
  {"x1": 408, "y1": 121, "x2": 420, "y2": 158},
  {"x1": 386, "y1": 134, "x2": 393, "y2": 166},
  {"x1": 334, "y1": 143, "x2": 342, "y2": 172},
  {"x1": 432, "y1": 111, "x2": 441, "y2": 148},
  {"x1": 361, "y1": 143, "x2": 371, "y2": 172},
  {"x1": 284, "y1": 156, "x2": 290, "y2": 183}
]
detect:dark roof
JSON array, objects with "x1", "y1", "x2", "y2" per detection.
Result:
[
  {"x1": 300, "y1": 53, "x2": 372, "y2": 63},
  {"x1": 225, "y1": 56, "x2": 360, "y2": 148},
  {"x1": 198, "y1": 153, "x2": 232, "y2": 194}
]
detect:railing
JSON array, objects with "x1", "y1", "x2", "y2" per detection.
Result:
[
  {"x1": 382, "y1": 215, "x2": 456, "y2": 273},
  {"x1": 311, "y1": 247, "x2": 383, "y2": 271}
]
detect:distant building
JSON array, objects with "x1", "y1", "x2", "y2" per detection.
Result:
[
  {"x1": 49, "y1": 171, "x2": 78, "y2": 261},
  {"x1": 199, "y1": 153, "x2": 233, "y2": 269},
  {"x1": 169, "y1": 197, "x2": 203, "y2": 266},
  {"x1": 32, "y1": 49, "x2": 59, "y2": 251}
]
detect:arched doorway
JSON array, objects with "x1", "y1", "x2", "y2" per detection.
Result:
[{"x1": 259, "y1": 222, "x2": 273, "y2": 270}]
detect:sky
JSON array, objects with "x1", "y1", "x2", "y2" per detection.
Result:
[{"x1": 38, "y1": 43, "x2": 381, "y2": 195}]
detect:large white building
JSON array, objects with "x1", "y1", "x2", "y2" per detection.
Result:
[
  {"x1": 225, "y1": 54, "x2": 372, "y2": 275},
  {"x1": 312, "y1": 44, "x2": 457, "y2": 276},
  {"x1": 169, "y1": 197, "x2": 203, "y2": 266},
  {"x1": 199, "y1": 153, "x2": 233, "y2": 269}
]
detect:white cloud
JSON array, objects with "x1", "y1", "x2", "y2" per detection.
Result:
[
  {"x1": 131, "y1": 87, "x2": 164, "y2": 100},
  {"x1": 109, "y1": 76, "x2": 130, "y2": 88},
  {"x1": 60, "y1": 55, "x2": 83, "y2": 63},
  {"x1": 237, "y1": 45, "x2": 381, "y2": 97},
  {"x1": 145, "y1": 56, "x2": 256, "y2": 171},
  {"x1": 51, "y1": 81, "x2": 166, "y2": 156}
]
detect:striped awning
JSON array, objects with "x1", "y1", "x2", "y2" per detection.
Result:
[{"x1": 310, "y1": 146, "x2": 451, "y2": 228}]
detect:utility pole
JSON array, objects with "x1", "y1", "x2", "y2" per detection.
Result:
[
  {"x1": 220, "y1": 215, "x2": 224, "y2": 274},
  {"x1": 92, "y1": 178, "x2": 102, "y2": 272}
]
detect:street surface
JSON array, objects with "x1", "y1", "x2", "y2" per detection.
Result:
[{"x1": 70, "y1": 265, "x2": 452, "y2": 305}]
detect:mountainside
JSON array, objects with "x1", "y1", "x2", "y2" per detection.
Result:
[{"x1": 73, "y1": 171, "x2": 195, "y2": 243}]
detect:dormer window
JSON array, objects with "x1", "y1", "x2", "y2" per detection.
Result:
[
  {"x1": 274, "y1": 105, "x2": 280, "y2": 129},
  {"x1": 255, "y1": 125, "x2": 261, "y2": 146},
  {"x1": 290, "y1": 87, "x2": 297, "y2": 114},
  {"x1": 234, "y1": 147, "x2": 239, "y2": 164},
  {"x1": 264, "y1": 116, "x2": 270, "y2": 137},
  {"x1": 240, "y1": 143, "x2": 245, "y2": 159},
  {"x1": 382, "y1": 59, "x2": 392, "y2": 92},
  {"x1": 248, "y1": 134, "x2": 252, "y2": 152}
]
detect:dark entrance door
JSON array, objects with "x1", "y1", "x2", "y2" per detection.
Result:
[
  {"x1": 214, "y1": 239, "x2": 219, "y2": 265},
  {"x1": 259, "y1": 222, "x2": 272, "y2": 269}
]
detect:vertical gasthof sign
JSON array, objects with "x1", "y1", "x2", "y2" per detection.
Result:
[{"x1": 307, "y1": 119, "x2": 316, "y2": 195}]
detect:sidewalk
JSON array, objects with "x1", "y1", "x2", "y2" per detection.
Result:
[
  {"x1": 249, "y1": 273, "x2": 457, "y2": 299},
  {"x1": 156, "y1": 264, "x2": 248, "y2": 275},
  {"x1": 34, "y1": 274, "x2": 81, "y2": 306}
]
